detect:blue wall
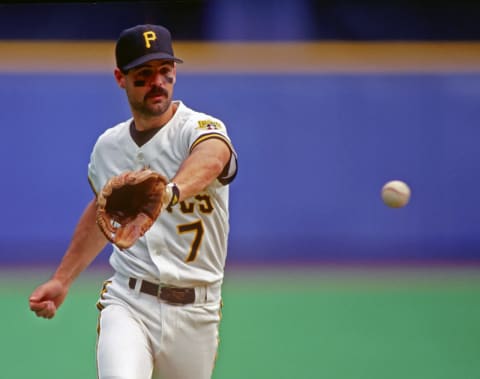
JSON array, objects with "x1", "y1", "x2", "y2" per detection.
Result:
[
  {"x1": 1, "y1": 2, "x2": 479, "y2": 265},
  {"x1": 1, "y1": 72, "x2": 479, "y2": 264}
]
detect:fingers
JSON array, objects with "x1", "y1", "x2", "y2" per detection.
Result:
[
  {"x1": 29, "y1": 288, "x2": 46, "y2": 304},
  {"x1": 29, "y1": 300, "x2": 57, "y2": 319},
  {"x1": 28, "y1": 279, "x2": 65, "y2": 319}
]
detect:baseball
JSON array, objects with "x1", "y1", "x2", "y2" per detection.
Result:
[{"x1": 381, "y1": 180, "x2": 411, "y2": 208}]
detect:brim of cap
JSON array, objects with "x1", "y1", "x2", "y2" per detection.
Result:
[{"x1": 121, "y1": 52, "x2": 183, "y2": 71}]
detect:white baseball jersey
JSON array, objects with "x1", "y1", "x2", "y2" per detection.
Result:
[{"x1": 88, "y1": 100, "x2": 237, "y2": 287}]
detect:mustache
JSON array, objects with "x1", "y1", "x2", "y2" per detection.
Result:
[{"x1": 145, "y1": 87, "x2": 169, "y2": 99}]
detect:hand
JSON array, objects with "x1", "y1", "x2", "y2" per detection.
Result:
[{"x1": 29, "y1": 278, "x2": 68, "y2": 319}]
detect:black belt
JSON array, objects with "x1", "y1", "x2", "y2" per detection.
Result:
[{"x1": 128, "y1": 278, "x2": 195, "y2": 305}]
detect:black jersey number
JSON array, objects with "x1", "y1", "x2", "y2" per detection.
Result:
[{"x1": 177, "y1": 220, "x2": 204, "y2": 262}]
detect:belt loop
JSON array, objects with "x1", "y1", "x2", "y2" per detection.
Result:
[
  {"x1": 195, "y1": 286, "x2": 208, "y2": 304},
  {"x1": 128, "y1": 277, "x2": 141, "y2": 294}
]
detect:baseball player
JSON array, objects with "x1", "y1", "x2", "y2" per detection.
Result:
[{"x1": 29, "y1": 24, "x2": 237, "y2": 379}]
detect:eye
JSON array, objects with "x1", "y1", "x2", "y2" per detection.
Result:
[{"x1": 137, "y1": 69, "x2": 153, "y2": 78}]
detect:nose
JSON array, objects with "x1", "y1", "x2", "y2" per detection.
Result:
[{"x1": 151, "y1": 72, "x2": 168, "y2": 86}]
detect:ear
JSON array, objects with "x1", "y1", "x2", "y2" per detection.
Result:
[{"x1": 114, "y1": 68, "x2": 126, "y2": 89}]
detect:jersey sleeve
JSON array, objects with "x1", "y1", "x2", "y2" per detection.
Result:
[
  {"x1": 87, "y1": 129, "x2": 112, "y2": 196},
  {"x1": 87, "y1": 143, "x2": 101, "y2": 195},
  {"x1": 185, "y1": 117, "x2": 238, "y2": 185}
]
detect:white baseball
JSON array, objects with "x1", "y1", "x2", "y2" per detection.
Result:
[{"x1": 381, "y1": 180, "x2": 411, "y2": 208}]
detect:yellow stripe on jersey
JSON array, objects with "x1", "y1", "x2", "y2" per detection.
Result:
[{"x1": 189, "y1": 133, "x2": 233, "y2": 154}]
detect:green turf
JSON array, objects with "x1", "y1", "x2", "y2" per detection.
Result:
[{"x1": 3, "y1": 267, "x2": 480, "y2": 379}]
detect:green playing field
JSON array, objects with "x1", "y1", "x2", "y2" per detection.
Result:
[{"x1": 2, "y1": 266, "x2": 480, "y2": 379}]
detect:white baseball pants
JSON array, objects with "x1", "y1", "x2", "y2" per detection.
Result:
[{"x1": 96, "y1": 273, "x2": 222, "y2": 379}]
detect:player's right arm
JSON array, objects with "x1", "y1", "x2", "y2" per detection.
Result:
[{"x1": 29, "y1": 197, "x2": 108, "y2": 319}]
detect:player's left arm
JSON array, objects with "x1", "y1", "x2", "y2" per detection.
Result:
[{"x1": 172, "y1": 138, "x2": 233, "y2": 201}]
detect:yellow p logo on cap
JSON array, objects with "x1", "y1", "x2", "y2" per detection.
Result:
[{"x1": 143, "y1": 31, "x2": 157, "y2": 48}]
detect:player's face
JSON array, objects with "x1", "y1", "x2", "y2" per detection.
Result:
[{"x1": 122, "y1": 60, "x2": 176, "y2": 117}]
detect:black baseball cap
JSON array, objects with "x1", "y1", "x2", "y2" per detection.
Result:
[{"x1": 115, "y1": 24, "x2": 183, "y2": 72}]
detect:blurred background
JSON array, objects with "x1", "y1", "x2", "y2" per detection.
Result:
[{"x1": 1, "y1": 1, "x2": 479, "y2": 379}]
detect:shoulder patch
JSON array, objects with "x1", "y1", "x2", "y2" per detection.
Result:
[{"x1": 197, "y1": 120, "x2": 223, "y2": 131}]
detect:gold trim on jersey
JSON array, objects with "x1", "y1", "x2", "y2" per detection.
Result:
[
  {"x1": 96, "y1": 280, "x2": 111, "y2": 312},
  {"x1": 190, "y1": 133, "x2": 237, "y2": 185},
  {"x1": 190, "y1": 133, "x2": 233, "y2": 154}
]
